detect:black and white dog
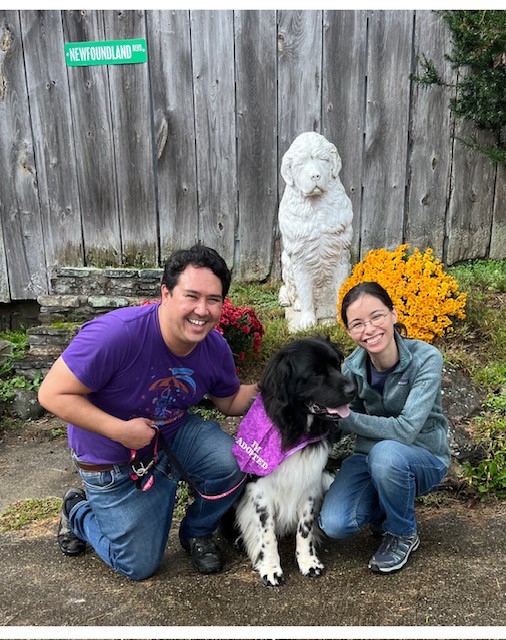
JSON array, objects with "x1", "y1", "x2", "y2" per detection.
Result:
[{"x1": 227, "y1": 336, "x2": 355, "y2": 586}]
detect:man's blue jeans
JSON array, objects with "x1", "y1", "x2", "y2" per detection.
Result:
[
  {"x1": 318, "y1": 440, "x2": 448, "y2": 539},
  {"x1": 69, "y1": 413, "x2": 244, "y2": 581}
]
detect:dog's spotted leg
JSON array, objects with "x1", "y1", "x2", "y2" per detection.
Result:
[
  {"x1": 236, "y1": 485, "x2": 285, "y2": 586},
  {"x1": 296, "y1": 495, "x2": 324, "y2": 578},
  {"x1": 254, "y1": 501, "x2": 285, "y2": 587}
]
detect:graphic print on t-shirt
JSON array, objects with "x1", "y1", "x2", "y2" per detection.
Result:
[{"x1": 147, "y1": 367, "x2": 197, "y2": 427}]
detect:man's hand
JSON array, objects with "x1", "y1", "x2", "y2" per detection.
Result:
[{"x1": 112, "y1": 418, "x2": 157, "y2": 451}]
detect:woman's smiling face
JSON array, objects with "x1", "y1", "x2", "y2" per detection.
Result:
[{"x1": 345, "y1": 293, "x2": 398, "y2": 356}]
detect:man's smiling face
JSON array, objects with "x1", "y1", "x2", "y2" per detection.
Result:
[{"x1": 158, "y1": 264, "x2": 224, "y2": 356}]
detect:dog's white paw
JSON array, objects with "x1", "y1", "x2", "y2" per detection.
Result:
[
  {"x1": 259, "y1": 565, "x2": 285, "y2": 587},
  {"x1": 297, "y1": 553, "x2": 325, "y2": 578}
]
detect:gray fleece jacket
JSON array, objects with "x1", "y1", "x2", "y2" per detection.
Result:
[{"x1": 340, "y1": 332, "x2": 451, "y2": 467}]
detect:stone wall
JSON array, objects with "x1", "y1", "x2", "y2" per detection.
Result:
[
  {"x1": 0, "y1": 300, "x2": 40, "y2": 332},
  {"x1": 14, "y1": 267, "x2": 163, "y2": 380}
]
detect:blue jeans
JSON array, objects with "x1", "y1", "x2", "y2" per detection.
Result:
[
  {"x1": 319, "y1": 440, "x2": 448, "y2": 539},
  {"x1": 69, "y1": 413, "x2": 244, "y2": 581}
]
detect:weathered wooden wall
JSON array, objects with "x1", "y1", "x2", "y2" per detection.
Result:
[{"x1": 0, "y1": 9, "x2": 504, "y2": 303}]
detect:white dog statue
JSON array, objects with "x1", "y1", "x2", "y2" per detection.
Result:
[{"x1": 278, "y1": 132, "x2": 353, "y2": 330}]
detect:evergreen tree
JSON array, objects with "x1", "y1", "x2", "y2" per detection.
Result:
[{"x1": 413, "y1": 10, "x2": 506, "y2": 167}]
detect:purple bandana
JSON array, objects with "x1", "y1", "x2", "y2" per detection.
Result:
[{"x1": 232, "y1": 393, "x2": 326, "y2": 476}]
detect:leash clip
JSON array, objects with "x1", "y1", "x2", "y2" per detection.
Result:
[{"x1": 130, "y1": 457, "x2": 155, "y2": 478}]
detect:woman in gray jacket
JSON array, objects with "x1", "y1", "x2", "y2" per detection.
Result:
[{"x1": 319, "y1": 282, "x2": 450, "y2": 574}]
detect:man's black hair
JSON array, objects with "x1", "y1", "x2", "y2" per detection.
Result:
[{"x1": 161, "y1": 244, "x2": 232, "y2": 299}]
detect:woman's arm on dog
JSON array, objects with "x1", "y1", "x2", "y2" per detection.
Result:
[{"x1": 209, "y1": 383, "x2": 259, "y2": 416}]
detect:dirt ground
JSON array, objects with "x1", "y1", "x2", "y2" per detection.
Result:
[{"x1": 1, "y1": 418, "x2": 506, "y2": 638}]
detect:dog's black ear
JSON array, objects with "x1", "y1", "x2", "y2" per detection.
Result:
[
  {"x1": 260, "y1": 347, "x2": 308, "y2": 448},
  {"x1": 259, "y1": 347, "x2": 295, "y2": 408},
  {"x1": 314, "y1": 334, "x2": 345, "y2": 367}
]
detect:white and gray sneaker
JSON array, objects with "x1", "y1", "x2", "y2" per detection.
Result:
[{"x1": 368, "y1": 532, "x2": 420, "y2": 574}]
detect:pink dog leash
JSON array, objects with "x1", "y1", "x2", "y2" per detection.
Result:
[{"x1": 130, "y1": 427, "x2": 247, "y2": 499}]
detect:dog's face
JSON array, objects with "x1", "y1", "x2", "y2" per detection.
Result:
[
  {"x1": 260, "y1": 336, "x2": 355, "y2": 450},
  {"x1": 281, "y1": 132, "x2": 342, "y2": 197}
]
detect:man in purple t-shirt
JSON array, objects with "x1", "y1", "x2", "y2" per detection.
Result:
[{"x1": 38, "y1": 245, "x2": 258, "y2": 581}]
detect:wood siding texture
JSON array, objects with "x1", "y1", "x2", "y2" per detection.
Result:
[{"x1": 0, "y1": 9, "x2": 504, "y2": 303}]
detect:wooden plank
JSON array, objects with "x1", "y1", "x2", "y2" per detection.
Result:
[
  {"x1": 20, "y1": 10, "x2": 84, "y2": 270},
  {"x1": 489, "y1": 163, "x2": 506, "y2": 260},
  {"x1": 103, "y1": 10, "x2": 157, "y2": 267},
  {"x1": 322, "y1": 10, "x2": 367, "y2": 263},
  {"x1": 147, "y1": 10, "x2": 198, "y2": 259},
  {"x1": 235, "y1": 10, "x2": 277, "y2": 281},
  {"x1": 191, "y1": 10, "x2": 236, "y2": 267},
  {"x1": 406, "y1": 10, "x2": 455, "y2": 260},
  {"x1": 0, "y1": 225, "x2": 8, "y2": 302},
  {"x1": 0, "y1": 11, "x2": 47, "y2": 300},
  {"x1": 62, "y1": 10, "x2": 121, "y2": 267},
  {"x1": 360, "y1": 10, "x2": 413, "y2": 257},
  {"x1": 446, "y1": 121, "x2": 497, "y2": 264},
  {"x1": 277, "y1": 10, "x2": 323, "y2": 165}
]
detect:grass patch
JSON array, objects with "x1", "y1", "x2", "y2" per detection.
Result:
[
  {"x1": 443, "y1": 262, "x2": 506, "y2": 392},
  {"x1": 0, "y1": 497, "x2": 62, "y2": 532},
  {"x1": 449, "y1": 259, "x2": 506, "y2": 293}
]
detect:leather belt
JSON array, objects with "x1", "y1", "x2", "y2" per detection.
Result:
[{"x1": 74, "y1": 461, "x2": 116, "y2": 472}]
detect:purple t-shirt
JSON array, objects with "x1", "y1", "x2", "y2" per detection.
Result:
[{"x1": 62, "y1": 303, "x2": 239, "y2": 464}]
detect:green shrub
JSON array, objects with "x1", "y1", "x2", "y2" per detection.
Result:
[
  {"x1": 462, "y1": 391, "x2": 506, "y2": 499},
  {"x1": 413, "y1": 10, "x2": 506, "y2": 167}
]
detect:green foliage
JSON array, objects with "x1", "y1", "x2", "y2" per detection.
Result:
[
  {"x1": 174, "y1": 482, "x2": 191, "y2": 520},
  {"x1": 462, "y1": 391, "x2": 506, "y2": 498},
  {"x1": 412, "y1": 10, "x2": 506, "y2": 166},
  {"x1": 0, "y1": 375, "x2": 40, "y2": 402},
  {"x1": 189, "y1": 403, "x2": 225, "y2": 422},
  {"x1": 0, "y1": 329, "x2": 41, "y2": 418},
  {"x1": 442, "y1": 263, "x2": 506, "y2": 391},
  {"x1": 448, "y1": 259, "x2": 506, "y2": 292},
  {"x1": 0, "y1": 328, "x2": 29, "y2": 361}
]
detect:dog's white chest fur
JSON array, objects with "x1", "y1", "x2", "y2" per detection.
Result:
[{"x1": 235, "y1": 441, "x2": 333, "y2": 586}]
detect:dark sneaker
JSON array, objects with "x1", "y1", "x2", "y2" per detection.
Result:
[
  {"x1": 180, "y1": 534, "x2": 224, "y2": 574},
  {"x1": 368, "y1": 532, "x2": 420, "y2": 574},
  {"x1": 58, "y1": 488, "x2": 87, "y2": 557}
]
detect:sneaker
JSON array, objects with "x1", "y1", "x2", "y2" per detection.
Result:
[
  {"x1": 180, "y1": 534, "x2": 224, "y2": 574},
  {"x1": 368, "y1": 532, "x2": 420, "y2": 574},
  {"x1": 58, "y1": 488, "x2": 87, "y2": 557}
]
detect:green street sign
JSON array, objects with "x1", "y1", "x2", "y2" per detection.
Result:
[{"x1": 65, "y1": 39, "x2": 147, "y2": 67}]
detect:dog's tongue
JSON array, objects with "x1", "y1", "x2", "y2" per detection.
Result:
[{"x1": 327, "y1": 405, "x2": 350, "y2": 419}]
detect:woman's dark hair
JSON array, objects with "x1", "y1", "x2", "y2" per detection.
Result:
[
  {"x1": 161, "y1": 244, "x2": 232, "y2": 299},
  {"x1": 340, "y1": 281, "x2": 407, "y2": 336}
]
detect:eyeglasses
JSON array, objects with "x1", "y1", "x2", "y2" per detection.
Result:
[{"x1": 347, "y1": 310, "x2": 392, "y2": 335}]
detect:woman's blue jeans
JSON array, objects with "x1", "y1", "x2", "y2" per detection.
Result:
[
  {"x1": 69, "y1": 413, "x2": 244, "y2": 581},
  {"x1": 319, "y1": 440, "x2": 448, "y2": 539}
]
